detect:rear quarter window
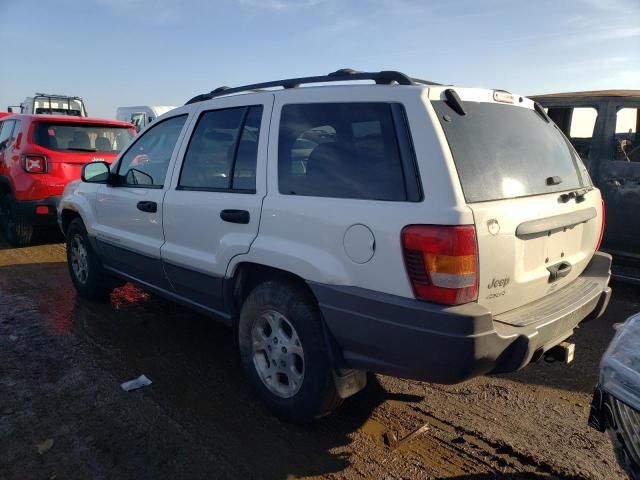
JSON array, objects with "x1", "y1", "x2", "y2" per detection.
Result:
[{"x1": 278, "y1": 102, "x2": 420, "y2": 201}]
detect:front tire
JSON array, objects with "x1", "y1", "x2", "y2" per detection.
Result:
[
  {"x1": 1, "y1": 194, "x2": 33, "y2": 246},
  {"x1": 66, "y1": 218, "x2": 113, "y2": 299},
  {"x1": 238, "y1": 280, "x2": 342, "y2": 423}
]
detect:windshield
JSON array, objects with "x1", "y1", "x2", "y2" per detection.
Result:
[
  {"x1": 433, "y1": 101, "x2": 588, "y2": 203},
  {"x1": 33, "y1": 97, "x2": 85, "y2": 116},
  {"x1": 33, "y1": 122, "x2": 134, "y2": 153}
]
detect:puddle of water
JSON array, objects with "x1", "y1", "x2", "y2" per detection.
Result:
[{"x1": 360, "y1": 418, "x2": 389, "y2": 444}]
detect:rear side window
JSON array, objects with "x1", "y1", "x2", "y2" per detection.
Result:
[
  {"x1": 278, "y1": 103, "x2": 419, "y2": 201},
  {"x1": 33, "y1": 122, "x2": 134, "y2": 153},
  {"x1": 615, "y1": 107, "x2": 639, "y2": 162},
  {"x1": 433, "y1": 101, "x2": 587, "y2": 203},
  {"x1": 178, "y1": 105, "x2": 263, "y2": 192},
  {"x1": 546, "y1": 106, "x2": 599, "y2": 159}
]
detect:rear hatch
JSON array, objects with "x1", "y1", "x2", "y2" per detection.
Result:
[
  {"x1": 430, "y1": 89, "x2": 603, "y2": 320},
  {"x1": 29, "y1": 120, "x2": 135, "y2": 195}
]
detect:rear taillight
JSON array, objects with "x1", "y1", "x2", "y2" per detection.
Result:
[
  {"x1": 596, "y1": 199, "x2": 606, "y2": 251},
  {"x1": 22, "y1": 155, "x2": 47, "y2": 173},
  {"x1": 401, "y1": 225, "x2": 478, "y2": 306}
]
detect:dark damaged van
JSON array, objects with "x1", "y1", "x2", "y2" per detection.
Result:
[{"x1": 532, "y1": 90, "x2": 640, "y2": 282}]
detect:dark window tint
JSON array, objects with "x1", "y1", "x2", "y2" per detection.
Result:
[
  {"x1": 278, "y1": 103, "x2": 409, "y2": 201},
  {"x1": 179, "y1": 105, "x2": 262, "y2": 192},
  {"x1": 116, "y1": 114, "x2": 187, "y2": 187},
  {"x1": 433, "y1": 101, "x2": 587, "y2": 203},
  {"x1": 33, "y1": 122, "x2": 134, "y2": 153}
]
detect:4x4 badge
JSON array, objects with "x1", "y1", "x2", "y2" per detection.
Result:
[{"x1": 487, "y1": 219, "x2": 500, "y2": 235}]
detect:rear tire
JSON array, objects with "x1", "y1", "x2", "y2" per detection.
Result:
[
  {"x1": 238, "y1": 280, "x2": 342, "y2": 423},
  {"x1": 66, "y1": 218, "x2": 113, "y2": 299},
  {"x1": 1, "y1": 194, "x2": 33, "y2": 246}
]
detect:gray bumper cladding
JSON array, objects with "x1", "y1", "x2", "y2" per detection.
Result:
[{"x1": 310, "y1": 252, "x2": 612, "y2": 384}]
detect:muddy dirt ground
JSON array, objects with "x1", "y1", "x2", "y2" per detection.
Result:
[{"x1": 0, "y1": 231, "x2": 637, "y2": 479}]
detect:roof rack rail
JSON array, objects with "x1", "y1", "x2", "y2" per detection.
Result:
[
  {"x1": 185, "y1": 69, "x2": 441, "y2": 105},
  {"x1": 34, "y1": 93, "x2": 83, "y2": 99}
]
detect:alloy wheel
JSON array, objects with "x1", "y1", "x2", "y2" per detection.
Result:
[{"x1": 251, "y1": 309, "x2": 305, "y2": 398}]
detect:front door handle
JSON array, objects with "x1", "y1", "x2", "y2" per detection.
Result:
[
  {"x1": 137, "y1": 201, "x2": 157, "y2": 213},
  {"x1": 220, "y1": 209, "x2": 250, "y2": 224}
]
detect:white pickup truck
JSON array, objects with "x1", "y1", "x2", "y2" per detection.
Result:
[{"x1": 9, "y1": 93, "x2": 88, "y2": 117}]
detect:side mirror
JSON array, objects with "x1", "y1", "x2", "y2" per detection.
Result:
[
  {"x1": 7, "y1": 107, "x2": 13, "y2": 113},
  {"x1": 81, "y1": 161, "x2": 111, "y2": 183}
]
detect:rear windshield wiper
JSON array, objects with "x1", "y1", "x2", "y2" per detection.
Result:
[
  {"x1": 65, "y1": 147, "x2": 97, "y2": 152},
  {"x1": 560, "y1": 187, "x2": 592, "y2": 203}
]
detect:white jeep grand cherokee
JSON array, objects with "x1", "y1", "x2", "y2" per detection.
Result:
[{"x1": 58, "y1": 69, "x2": 612, "y2": 422}]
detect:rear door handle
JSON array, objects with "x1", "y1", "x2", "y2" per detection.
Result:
[
  {"x1": 220, "y1": 209, "x2": 250, "y2": 224},
  {"x1": 137, "y1": 201, "x2": 157, "y2": 213}
]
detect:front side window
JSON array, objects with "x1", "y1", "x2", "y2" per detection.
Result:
[
  {"x1": 547, "y1": 106, "x2": 598, "y2": 160},
  {"x1": 278, "y1": 103, "x2": 411, "y2": 201},
  {"x1": 131, "y1": 113, "x2": 146, "y2": 133},
  {"x1": 615, "y1": 107, "x2": 639, "y2": 161},
  {"x1": 33, "y1": 122, "x2": 134, "y2": 153},
  {"x1": 116, "y1": 114, "x2": 187, "y2": 187},
  {"x1": 178, "y1": 105, "x2": 263, "y2": 192}
]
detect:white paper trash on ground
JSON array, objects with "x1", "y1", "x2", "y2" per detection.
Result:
[{"x1": 121, "y1": 375, "x2": 152, "y2": 392}]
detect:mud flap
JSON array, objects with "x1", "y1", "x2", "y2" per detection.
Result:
[{"x1": 332, "y1": 369, "x2": 367, "y2": 399}]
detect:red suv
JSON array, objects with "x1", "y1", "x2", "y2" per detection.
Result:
[{"x1": 0, "y1": 114, "x2": 135, "y2": 245}]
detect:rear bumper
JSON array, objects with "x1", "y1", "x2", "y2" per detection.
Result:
[
  {"x1": 16, "y1": 196, "x2": 61, "y2": 226},
  {"x1": 310, "y1": 252, "x2": 612, "y2": 384}
]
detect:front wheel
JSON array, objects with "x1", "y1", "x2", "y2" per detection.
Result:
[
  {"x1": 238, "y1": 281, "x2": 342, "y2": 423},
  {"x1": 66, "y1": 218, "x2": 113, "y2": 299}
]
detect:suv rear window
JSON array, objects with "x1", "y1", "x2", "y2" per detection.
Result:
[
  {"x1": 278, "y1": 103, "x2": 420, "y2": 201},
  {"x1": 33, "y1": 122, "x2": 134, "y2": 153},
  {"x1": 433, "y1": 101, "x2": 588, "y2": 203}
]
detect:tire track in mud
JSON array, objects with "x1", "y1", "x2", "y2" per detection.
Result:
[{"x1": 372, "y1": 376, "x2": 626, "y2": 479}]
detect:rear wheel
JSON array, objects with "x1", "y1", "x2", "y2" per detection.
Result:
[
  {"x1": 1, "y1": 194, "x2": 33, "y2": 246},
  {"x1": 238, "y1": 280, "x2": 342, "y2": 423},
  {"x1": 66, "y1": 218, "x2": 114, "y2": 299}
]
